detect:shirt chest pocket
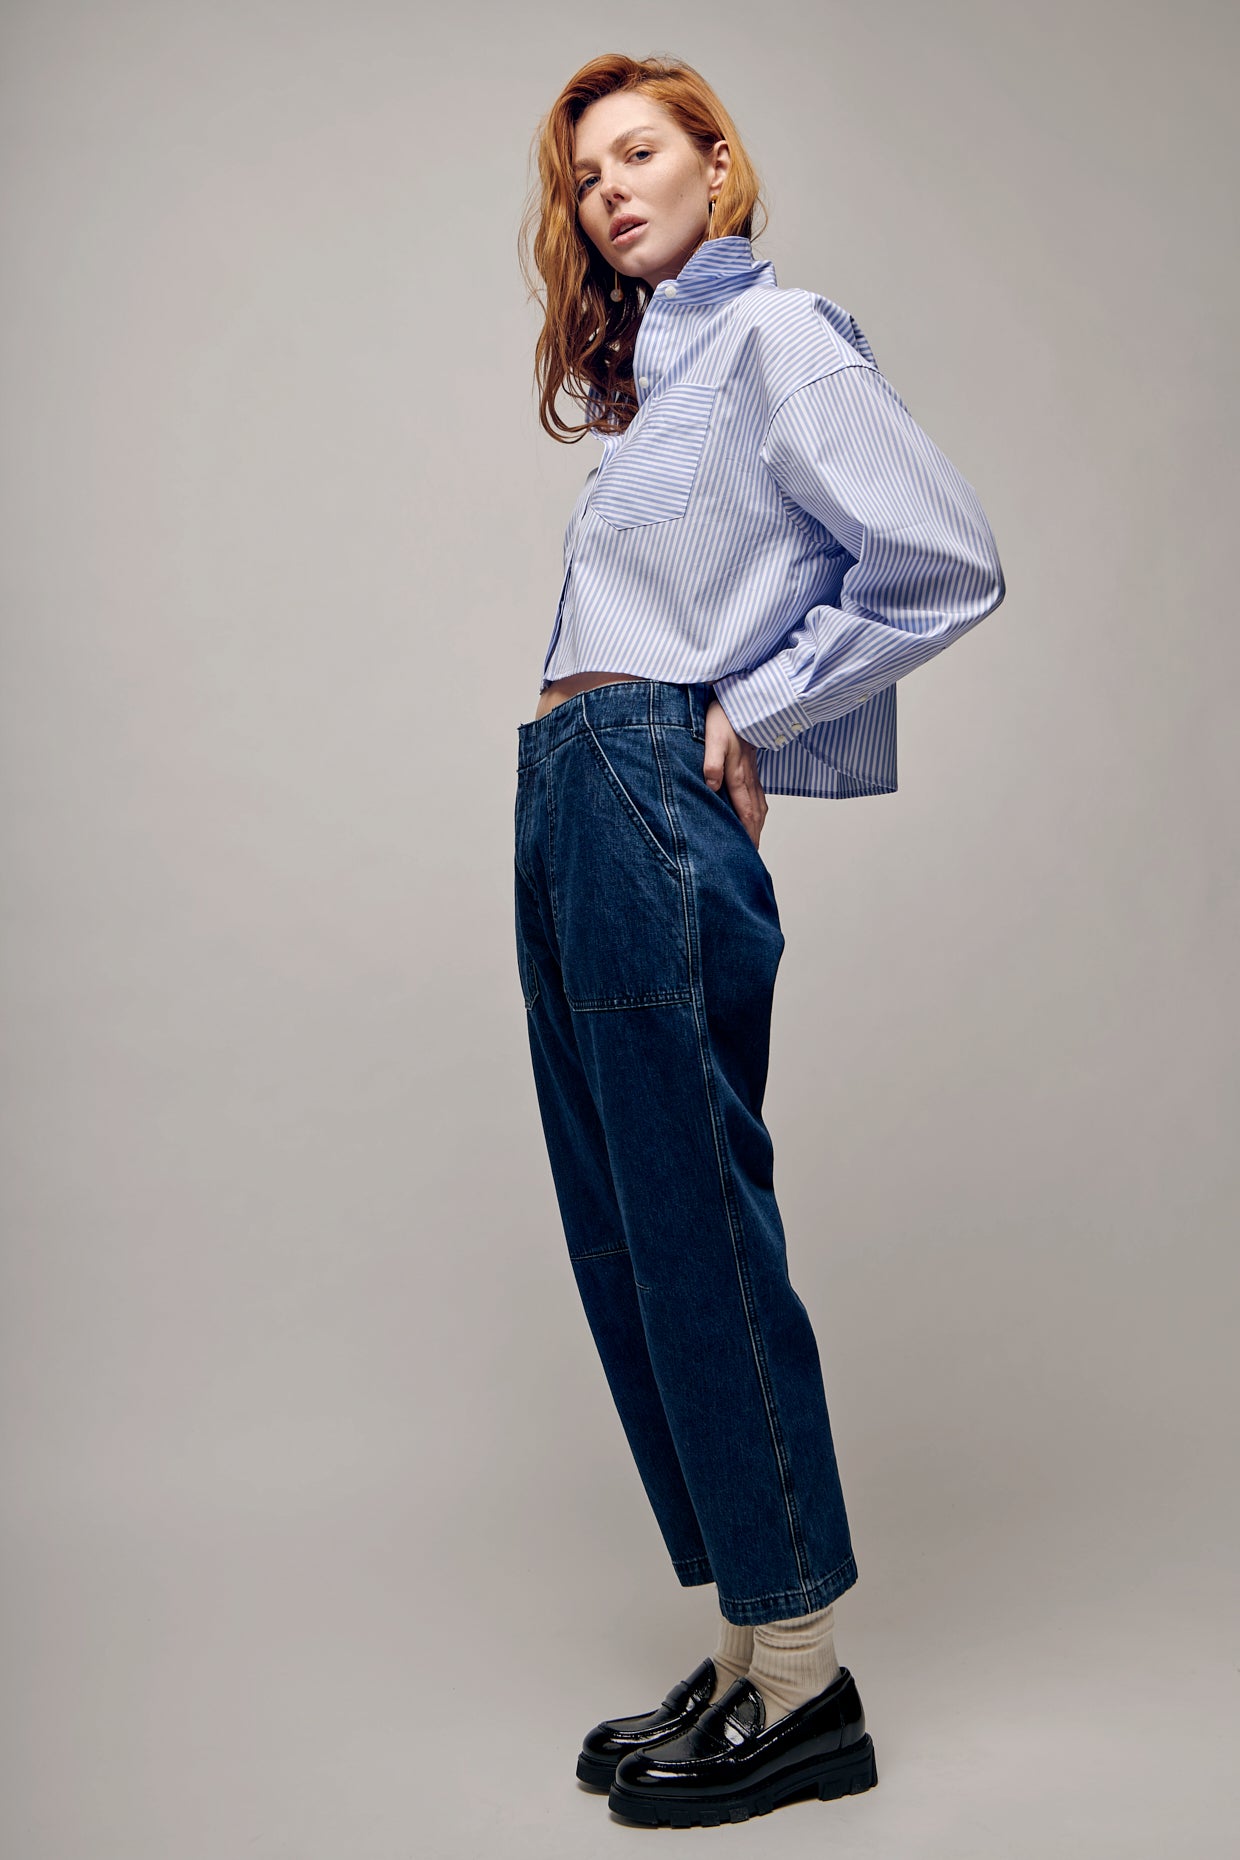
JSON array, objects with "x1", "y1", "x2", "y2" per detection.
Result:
[{"x1": 590, "y1": 383, "x2": 719, "y2": 529}]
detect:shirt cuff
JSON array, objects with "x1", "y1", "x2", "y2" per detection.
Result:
[{"x1": 710, "y1": 653, "x2": 817, "y2": 749}]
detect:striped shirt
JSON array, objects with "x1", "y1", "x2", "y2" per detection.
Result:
[{"x1": 540, "y1": 234, "x2": 1005, "y2": 798}]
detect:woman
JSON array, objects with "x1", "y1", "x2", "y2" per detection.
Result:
[{"x1": 514, "y1": 53, "x2": 1004, "y2": 1828}]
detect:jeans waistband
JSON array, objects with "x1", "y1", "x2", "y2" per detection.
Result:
[{"x1": 517, "y1": 680, "x2": 710, "y2": 769}]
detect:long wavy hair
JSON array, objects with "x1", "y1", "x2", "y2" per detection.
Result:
[{"x1": 518, "y1": 53, "x2": 768, "y2": 444}]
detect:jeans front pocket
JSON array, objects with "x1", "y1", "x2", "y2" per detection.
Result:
[
  {"x1": 549, "y1": 726, "x2": 693, "y2": 1012},
  {"x1": 582, "y1": 716, "x2": 680, "y2": 876},
  {"x1": 590, "y1": 384, "x2": 719, "y2": 529}
]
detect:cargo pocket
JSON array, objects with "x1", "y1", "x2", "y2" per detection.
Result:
[{"x1": 590, "y1": 383, "x2": 719, "y2": 529}]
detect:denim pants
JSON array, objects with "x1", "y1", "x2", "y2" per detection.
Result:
[{"x1": 513, "y1": 679, "x2": 857, "y2": 1626}]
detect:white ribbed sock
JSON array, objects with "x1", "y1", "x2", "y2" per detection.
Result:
[
  {"x1": 745, "y1": 1602, "x2": 841, "y2": 1723},
  {"x1": 707, "y1": 1602, "x2": 754, "y2": 1702}
]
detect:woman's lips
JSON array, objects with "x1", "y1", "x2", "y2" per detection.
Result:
[{"x1": 611, "y1": 221, "x2": 646, "y2": 246}]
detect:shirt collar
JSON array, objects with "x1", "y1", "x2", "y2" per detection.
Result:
[
  {"x1": 588, "y1": 236, "x2": 777, "y2": 443},
  {"x1": 650, "y1": 233, "x2": 777, "y2": 306}
]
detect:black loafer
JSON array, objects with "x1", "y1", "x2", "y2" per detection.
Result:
[
  {"x1": 607, "y1": 1665, "x2": 877, "y2": 1826},
  {"x1": 576, "y1": 1654, "x2": 721, "y2": 1788}
]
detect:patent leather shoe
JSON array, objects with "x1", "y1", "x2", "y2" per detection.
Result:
[
  {"x1": 576, "y1": 1654, "x2": 720, "y2": 1788},
  {"x1": 607, "y1": 1665, "x2": 877, "y2": 1825}
]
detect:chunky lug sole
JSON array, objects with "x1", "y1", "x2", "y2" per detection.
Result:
[
  {"x1": 607, "y1": 1730, "x2": 878, "y2": 1826},
  {"x1": 577, "y1": 1749, "x2": 625, "y2": 1788}
]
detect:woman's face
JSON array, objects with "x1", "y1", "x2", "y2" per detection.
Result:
[{"x1": 572, "y1": 93, "x2": 729, "y2": 290}]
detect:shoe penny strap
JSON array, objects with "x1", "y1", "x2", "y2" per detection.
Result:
[
  {"x1": 697, "y1": 1675, "x2": 765, "y2": 1743},
  {"x1": 660, "y1": 1654, "x2": 715, "y2": 1713}
]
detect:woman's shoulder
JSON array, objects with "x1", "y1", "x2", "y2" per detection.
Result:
[{"x1": 723, "y1": 280, "x2": 879, "y2": 409}]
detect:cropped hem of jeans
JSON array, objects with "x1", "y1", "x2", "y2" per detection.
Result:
[
  {"x1": 672, "y1": 1553, "x2": 715, "y2": 1586},
  {"x1": 716, "y1": 1552, "x2": 858, "y2": 1626}
]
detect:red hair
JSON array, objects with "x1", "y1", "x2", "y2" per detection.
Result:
[{"x1": 518, "y1": 53, "x2": 768, "y2": 443}]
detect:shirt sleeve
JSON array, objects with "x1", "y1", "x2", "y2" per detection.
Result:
[{"x1": 710, "y1": 364, "x2": 1006, "y2": 749}]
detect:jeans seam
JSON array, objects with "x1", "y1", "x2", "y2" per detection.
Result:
[
  {"x1": 565, "y1": 990, "x2": 694, "y2": 1013},
  {"x1": 546, "y1": 733, "x2": 563, "y2": 953},
  {"x1": 651, "y1": 720, "x2": 813, "y2": 1597}
]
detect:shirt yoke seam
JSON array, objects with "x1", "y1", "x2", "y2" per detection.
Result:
[{"x1": 759, "y1": 361, "x2": 878, "y2": 454}]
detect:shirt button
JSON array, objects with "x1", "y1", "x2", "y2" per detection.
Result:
[
  {"x1": 664, "y1": 282, "x2": 677, "y2": 295},
  {"x1": 774, "y1": 733, "x2": 787, "y2": 745},
  {"x1": 638, "y1": 376, "x2": 648, "y2": 387}
]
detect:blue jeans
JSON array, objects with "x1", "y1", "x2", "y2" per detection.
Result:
[{"x1": 513, "y1": 679, "x2": 857, "y2": 1626}]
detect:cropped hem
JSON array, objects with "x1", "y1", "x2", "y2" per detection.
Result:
[
  {"x1": 763, "y1": 778, "x2": 895, "y2": 800},
  {"x1": 672, "y1": 1553, "x2": 716, "y2": 1586},
  {"x1": 715, "y1": 1552, "x2": 858, "y2": 1625}
]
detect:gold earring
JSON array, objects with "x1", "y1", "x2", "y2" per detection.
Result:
[{"x1": 610, "y1": 267, "x2": 623, "y2": 302}]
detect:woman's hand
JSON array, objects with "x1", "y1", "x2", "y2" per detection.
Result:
[{"x1": 704, "y1": 696, "x2": 768, "y2": 851}]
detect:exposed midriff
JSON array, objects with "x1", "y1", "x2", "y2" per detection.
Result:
[{"x1": 531, "y1": 670, "x2": 647, "y2": 722}]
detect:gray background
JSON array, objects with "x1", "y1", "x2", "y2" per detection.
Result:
[{"x1": 2, "y1": 2, "x2": 1236, "y2": 1855}]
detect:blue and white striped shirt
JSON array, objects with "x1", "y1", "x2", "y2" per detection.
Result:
[{"x1": 540, "y1": 234, "x2": 1005, "y2": 799}]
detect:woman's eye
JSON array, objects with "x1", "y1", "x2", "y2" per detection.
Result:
[{"x1": 577, "y1": 149, "x2": 652, "y2": 200}]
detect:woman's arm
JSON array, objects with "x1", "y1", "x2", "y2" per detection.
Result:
[{"x1": 711, "y1": 364, "x2": 1006, "y2": 749}]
